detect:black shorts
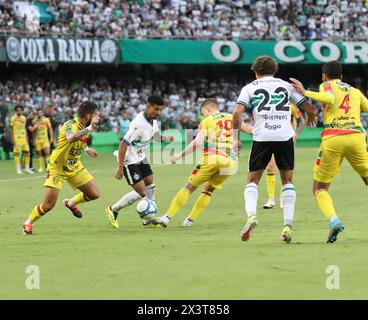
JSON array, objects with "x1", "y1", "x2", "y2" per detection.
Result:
[
  {"x1": 248, "y1": 138, "x2": 294, "y2": 172},
  {"x1": 123, "y1": 161, "x2": 153, "y2": 185}
]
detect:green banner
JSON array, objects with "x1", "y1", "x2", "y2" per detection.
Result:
[
  {"x1": 5, "y1": 36, "x2": 119, "y2": 64},
  {"x1": 120, "y1": 40, "x2": 368, "y2": 64}
]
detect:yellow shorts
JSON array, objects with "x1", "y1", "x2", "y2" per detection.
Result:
[
  {"x1": 34, "y1": 140, "x2": 50, "y2": 152},
  {"x1": 188, "y1": 154, "x2": 236, "y2": 189},
  {"x1": 13, "y1": 141, "x2": 30, "y2": 153},
  {"x1": 314, "y1": 133, "x2": 368, "y2": 183},
  {"x1": 43, "y1": 167, "x2": 94, "y2": 190}
]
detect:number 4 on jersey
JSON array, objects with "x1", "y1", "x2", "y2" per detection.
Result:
[{"x1": 339, "y1": 95, "x2": 350, "y2": 114}]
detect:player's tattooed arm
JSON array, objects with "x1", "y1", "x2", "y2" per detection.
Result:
[
  {"x1": 65, "y1": 115, "x2": 100, "y2": 143},
  {"x1": 115, "y1": 140, "x2": 128, "y2": 179}
]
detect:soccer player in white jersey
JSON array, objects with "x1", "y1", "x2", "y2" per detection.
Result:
[
  {"x1": 232, "y1": 56, "x2": 316, "y2": 243},
  {"x1": 105, "y1": 96, "x2": 174, "y2": 228}
]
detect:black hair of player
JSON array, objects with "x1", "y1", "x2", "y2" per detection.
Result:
[
  {"x1": 322, "y1": 61, "x2": 342, "y2": 80},
  {"x1": 147, "y1": 95, "x2": 164, "y2": 106},
  {"x1": 77, "y1": 101, "x2": 98, "y2": 117},
  {"x1": 14, "y1": 105, "x2": 24, "y2": 111}
]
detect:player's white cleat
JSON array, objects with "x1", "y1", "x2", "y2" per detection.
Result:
[
  {"x1": 156, "y1": 215, "x2": 171, "y2": 228},
  {"x1": 182, "y1": 217, "x2": 193, "y2": 227},
  {"x1": 241, "y1": 215, "x2": 258, "y2": 241},
  {"x1": 16, "y1": 167, "x2": 23, "y2": 174},
  {"x1": 23, "y1": 168, "x2": 34, "y2": 174},
  {"x1": 263, "y1": 198, "x2": 275, "y2": 209}
]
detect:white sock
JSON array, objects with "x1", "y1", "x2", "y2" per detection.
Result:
[
  {"x1": 68, "y1": 198, "x2": 76, "y2": 207},
  {"x1": 282, "y1": 183, "x2": 296, "y2": 226},
  {"x1": 145, "y1": 183, "x2": 156, "y2": 201},
  {"x1": 244, "y1": 183, "x2": 258, "y2": 217},
  {"x1": 111, "y1": 191, "x2": 142, "y2": 212}
]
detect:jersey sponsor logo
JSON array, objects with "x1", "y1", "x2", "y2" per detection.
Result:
[
  {"x1": 69, "y1": 147, "x2": 84, "y2": 156},
  {"x1": 265, "y1": 123, "x2": 282, "y2": 130},
  {"x1": 66, "y1": 159, "x2": 78, "y2": 165}
]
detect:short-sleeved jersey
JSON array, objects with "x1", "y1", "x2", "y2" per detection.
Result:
[
  {"x1": 236, "y1": 76, "x2": 306, "y2": 141},
  {"x1": 32, "y1": 116, "x2": 51, "y2": 141},
  {"x1": 290, "y1": 103, "x2": 302, "y2": 130},
  {"x1": 48, "y1": 118, "x2": 88, "y2": 176},
  {"x1": 10, "y1": 114, "x2": 27, "y2": 141},
  {"x1": 123, "y1": 112, "x2": 160, "y2": 165},
  {"x1": 319, "y1": 80, "x2": 368, "y2": 139},
  {"x1": 199, "y1": 112, "x2": 234, "y2": 158}
]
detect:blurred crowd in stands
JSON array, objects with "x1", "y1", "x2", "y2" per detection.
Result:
[{"x1": 0, "y1": 0, "x2": 367, "y2": 40}]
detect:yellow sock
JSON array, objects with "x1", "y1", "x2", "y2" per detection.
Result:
[
  {"x1": 24, "y1": 153, "x2": 30, "y2": 168},
  {"x1": 188, "y1": 191, "x2": 212, "y2": 221},
  {"x1": 70, "y1": 192, "x2": 90, "y2": 206},
  {"x1": 14, "y1": 153, "x2": 20, "y2": 168},
  {"x1": 266, "y1": 173, "x2": 276, "y2": 199},
  {"x1": 315, "y1": 189, "x2": 336, "y2": 220},
  {"x1": 37, "y1": 156, "x2": 43, "y2": 170},
  {"x1": 166, "y1": 188, "x2": 190, "y2": 218},
  {"x1": 27, "y1": 204, "x2": 46, "y2": 224}
]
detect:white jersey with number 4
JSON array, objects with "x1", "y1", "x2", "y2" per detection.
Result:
[
  {"x1": 123, "y1": 112, "x2": 160, "y2": 165},
  {"x1": 236, "y1": 76, "x2": 306, "y2": 141}
]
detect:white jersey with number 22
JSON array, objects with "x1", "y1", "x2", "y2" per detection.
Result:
[{"x1": 236, "y1": 76, "x2": 306, "y2": 142}]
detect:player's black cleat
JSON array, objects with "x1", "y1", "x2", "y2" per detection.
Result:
[{"x1": 63, "y1": 199, "x2": 83, "y2": 218}]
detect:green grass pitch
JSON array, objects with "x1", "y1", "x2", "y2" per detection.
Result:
[{"x1": 1, "y1": 147, "x2": 368, "y2": 299}]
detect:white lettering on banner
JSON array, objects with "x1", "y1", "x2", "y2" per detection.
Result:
[
  {"x1": 45, "y1": 39, "x2": 55, "y2": 61},
  {"x1": 343, "y1": 42, "x2": 368, "y2": 63},
  {"x1": 84, "y1": 40, "x2": 92, "y2": 62},
  {"x1": 92, "y1": 40, "x2": 102, "y2": 63},
  {"x1": 311, "y1": 41, "x2": 340, "y2": 62},
  {"x1": 211, "y1": 41, "x2": 240, "y2": 62},
  {"x1": 274, "y1": 41, "x2": 306, "y2": 63},
  {"x1": 57, "y1": 39, "x2": 68, "y2": 62},
  {"x1": 6, "y1": 37, "x2": 117, "y2": 63}
]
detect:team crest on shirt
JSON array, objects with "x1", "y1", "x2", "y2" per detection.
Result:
[{"x1": 192, "y1": 164, "x2": 201, "y2": 175}]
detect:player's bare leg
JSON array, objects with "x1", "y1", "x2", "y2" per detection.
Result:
[
  {"x1": 64, "y1": 179, "x2": 100, "y2": 219},
  {"x1": 182, "y1": 182, "x2": 216, "y2": 227},
  {"x1": 241, "y1": 170, "x2": 263, "y2": 241},
  {"x1": 23, "y1": 187, "x2": 59, "y2": 235},
  {"x1": 43, "y1": 146, "x2": 51, "y2": 172},
  {"x1": 313, "y1": 180, "x2": 345, "y2": 243},
  {"x1": 264, "y1": 155, "x2": 276, "y2": 209},
  {"x1": 159, "y1": 183, "x2": 197, "y2": 227},
  {"x1": 106, "y1": 180, "x2": 146, "y2": 228},
  {"x1": 279, "y1": 170, "x2": 295, "y2": 243}
]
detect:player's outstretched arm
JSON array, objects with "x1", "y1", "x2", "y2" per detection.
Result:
[
  {"x1": 290, "y1": 78, "x2": 335, "y2": 105},
  {"x1": 171, "y1": 130, "x2": 206, "y2": 164},
  {"x1": 240, "y1": 122, "x2": 253, "y2": 134},
  {"x1": 298, "y1": 101, "x2": 317, "y2": 127},
  {"x1": 65, "y1": 115, "x2": 100, "y2": 143},
  {"x1": 232, "y1": 103, "x2": 245, "y2": 155},
  {"x1": 115, "y1": 140, "x2": 128, "y2": 179},
  {"x1": 294, "y1": 114, "x2": 306, "y2": 142}
]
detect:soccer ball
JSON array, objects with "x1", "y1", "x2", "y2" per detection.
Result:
[{"x1": 136, "y1": 199, "x2": 158, "y2": 220}]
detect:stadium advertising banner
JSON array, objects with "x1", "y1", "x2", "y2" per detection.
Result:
[
  {"x1": 5, "y1": 36, "x2": 119, "y2": 64},
  {"x1": 120, "y1": 40, "x2": 368, "y2": 64}
]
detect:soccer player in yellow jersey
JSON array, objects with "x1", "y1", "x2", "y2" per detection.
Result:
[
  {"x1": 291, "y1": 61, "x2": 368, "y2": 243},
  {"x1": 263, "y1": 104, "x2": 306, "y2": 209},
  {"x1": 10, "y1": 106, "x2": 33, "y2": 174},
  {"x1": 22, "y1": 101, "x2": 101, "y2": 235},
  {"x1": 158, "y1": 99, "x2": 252, "y2": 227},
  {"x1": 31, "y1": 109, "x2": 54, "y2": 173}
]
